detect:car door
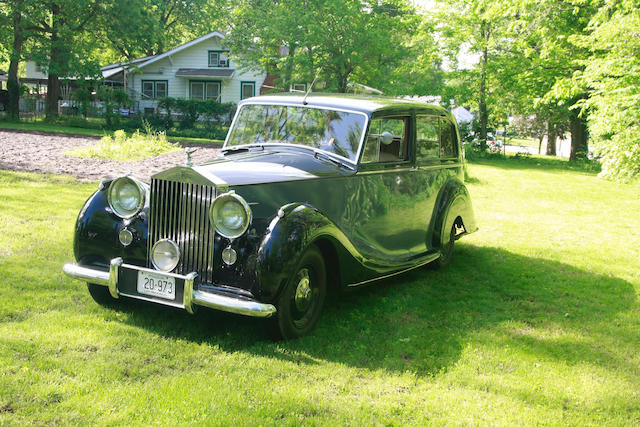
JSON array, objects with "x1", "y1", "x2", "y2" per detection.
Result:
[
  {"x1": 349, "y1": 114, "x2": 428, "y2": 262},
  {"x1": 415, "y1": 114, "x2": 464, "y2": 251}
]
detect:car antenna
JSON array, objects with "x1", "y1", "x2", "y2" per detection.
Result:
[{"x1": 302, "y1": 70, "x2": 320, "y2": 105}]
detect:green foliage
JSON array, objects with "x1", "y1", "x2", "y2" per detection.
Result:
[
  {"x1": 65, "y1": 122, "x2": 180, "y2": 161},
  {"x1": 166, "y1": 97, "x2": 236, "y2": 131},
  {"x1": 229, "y1": 0, "x2": 425, "y2": 93},
  {"x1": 577, "y1": 1, "x2": 640, "y2": 181},
  {"x1": 96, "y1": 86, "x2": 131, "y2": 129}
]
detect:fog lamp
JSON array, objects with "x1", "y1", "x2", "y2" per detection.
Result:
[
  {"x1": 151, "y1": 239, "x2": 180, "y2": 272},
  {"x1": 222, "y1": 246, "x2": 237, "y2": 266},
  {"x1": 119, "y1": 228, "x2": 134, "y2": 246}
]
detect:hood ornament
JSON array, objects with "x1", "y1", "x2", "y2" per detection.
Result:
[{"x1": 185, "y1": 148, "x2": 198, "y2": 167}]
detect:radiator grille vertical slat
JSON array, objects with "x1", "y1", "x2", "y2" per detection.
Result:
[{"x1": 148, "y1": 178, "x2": 216, "y2": 283}]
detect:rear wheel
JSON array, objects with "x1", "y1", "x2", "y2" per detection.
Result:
[
  {"x1": 87, "y1": 283, "x2": 117, "y2": 306},
  {"x1": 430, "y1": 223, "x2": 457, "y2": 270},
  {"x1": 268, "y1": 246, "x2": 327, "y2": 340}
]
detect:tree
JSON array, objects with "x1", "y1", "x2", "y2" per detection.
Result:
[
  {"x1": 511, "y1": 0, "x2": 596, "y2": 160},
  {"x1": 435, "y1": 0, "x2": 513, "y2": 150},
  {"x1": 229, "y1": 0, "x2": 418, "y2": 93},
  {"x1": 25, "y1": 0, "x2": 104, "y2": 120},
  {"x1": 0, "y1": 0, "x2": 30, "y2": 119},
  {"x1": 578, "y1": 0, "x2": 640, "y2": 180}
]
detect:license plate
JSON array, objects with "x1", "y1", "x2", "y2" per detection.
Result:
[{"x1": 137, "y1": 270, "x2": 175, "y2": 300}]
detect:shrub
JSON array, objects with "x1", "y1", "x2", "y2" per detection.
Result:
[{"x1": 65, "y1": 121, "x2": 180, "y2": 161}]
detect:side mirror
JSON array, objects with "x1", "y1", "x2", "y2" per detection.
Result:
[{"x1": 380, "y1": 131, "x2": 394, "y2": 145}]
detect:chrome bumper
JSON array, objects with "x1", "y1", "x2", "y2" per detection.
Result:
[{"x1": 62, "y1": 258, "x2": 276, "y2": 318}]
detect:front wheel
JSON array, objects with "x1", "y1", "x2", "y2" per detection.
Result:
[
  {"x1": 87, "y1": 283, "x2": 118, "y2": 306},
  {"x1": 268, "y1": 246, "x2": 327, "y2": 340}
]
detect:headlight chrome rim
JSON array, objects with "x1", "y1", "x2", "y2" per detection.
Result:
[
  {"x1": 107, "y1": 176, "x2": 146, "y2": 219},
  {"x1": 209, "y1": 192, "x2": 252, "y2": 239},
  {"x1": 151, "y1": 239, "x2": 181, "y2": 272}
]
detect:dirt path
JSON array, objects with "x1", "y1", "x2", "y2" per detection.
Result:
[{"x1": 0, "y1": 130, "x2": 221, "y2": 182}]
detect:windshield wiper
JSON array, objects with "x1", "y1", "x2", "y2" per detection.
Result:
[
  {"x1": 221, "y1": 144, "x2": 264, "y2": 154},
  {"x1": 314, "y1": 151, "x2": 355, "y2": 170}
]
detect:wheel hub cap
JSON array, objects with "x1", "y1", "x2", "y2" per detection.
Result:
[{"x1": 294, "y1": 269, "x2": 312, "y2": 312}]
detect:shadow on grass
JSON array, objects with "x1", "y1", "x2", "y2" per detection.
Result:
[{"x1": 115, "y1": 243, "x2": 636, "y2": 376}]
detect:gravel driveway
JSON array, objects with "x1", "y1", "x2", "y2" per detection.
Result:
[{"x1": 0, "y1": 130, "x2": 221, "y2": 182}]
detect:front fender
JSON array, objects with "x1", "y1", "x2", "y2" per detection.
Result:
[
  {"x1": 255, "y1": 203, "x2": 360, "y2": 301},
  {"x1": 73, "y1": 181, "x2": 149, "y2": 269}
]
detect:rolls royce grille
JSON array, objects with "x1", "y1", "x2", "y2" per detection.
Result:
[{"x1": 148, "y1": 179, "x2": 216, "y2": 283}]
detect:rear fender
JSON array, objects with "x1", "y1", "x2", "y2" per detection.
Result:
[{"x1": 432, "y1": 179, "x2": 477, "y2": 248}]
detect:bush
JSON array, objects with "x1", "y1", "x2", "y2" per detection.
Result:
[{"x1": 65, "y1": 121, "x2": 180, "y2": 161}]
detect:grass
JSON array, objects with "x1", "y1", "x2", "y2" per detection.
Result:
[
  {"x1": 0, "y1": 159, "x2": 639, "y2": 425},
  {"x1": 505, "y1": 136, "x2": 540, "y2": 148},
  {"x1": 65, "y1": 128, "x2": 181, "y2": 161},
  {"x1": 0, "y1": 118, "x2": 224, "y2": 145}
]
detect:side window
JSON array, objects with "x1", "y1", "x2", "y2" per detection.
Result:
[
  {"x1": 361, "y1": 117, "x2": 408, "y2": 163},
  {"x1": 440, "y1": 118, "x2": 458, "y2": 158},
  {"x1": 416, "y1": 116, "x2": 440, "y2": 163}
]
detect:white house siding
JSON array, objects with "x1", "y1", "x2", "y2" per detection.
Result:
[
  {"x1": 128, "y1": 36, "x2": 265, "y2": 105},
  {"x1": 25, "y1": 61, "x2": 48, "y2": 80}
]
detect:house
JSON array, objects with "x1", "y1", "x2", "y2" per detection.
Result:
[
  {"x1": 24, "y1": 31, "x2": 267, "y2": 113},
  {"x1": 452, "y1": 106, "x2": 474, "y2": 124},
  {"x1": 101, "y1": 31, "x2": 266, "y2": 111}
]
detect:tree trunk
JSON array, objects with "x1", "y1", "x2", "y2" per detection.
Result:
[
  {"x1": 478, "y1": 22, "x2": 490, "y2": 151},
  {"x1": 546, "y1": 121, "x2": 557, "y2": 156},
  {"x1": 7, "y1": 0, "x2": 25, "y2": 120},
  {"x1": 45, "y1": 4, "x2": 61, "y2": 121},
  {"x1": 569, "y1": 111, "x2": 588, "y2": 161}
]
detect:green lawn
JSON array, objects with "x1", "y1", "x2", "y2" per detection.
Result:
[
  {"x1": 0, "y1": 120, "x2": 224, "y2": 146},
  {"x1": 0, "y1": 161, "x2": 639, "y2": 425},
  {"x1": 505, "y1": 136, "x2": 540, "y2": 148}
]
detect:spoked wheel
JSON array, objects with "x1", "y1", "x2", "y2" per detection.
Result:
[
  {"x1": 87, "y1": 283, "x2": 118, "y2": 306},
  {"x1": 268, "y1": 246, "x2": 326, "y2": 340}
]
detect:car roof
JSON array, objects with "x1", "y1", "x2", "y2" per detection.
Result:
[{"x1": 239, "y1": 93, "x2": 451, "y2": 117}]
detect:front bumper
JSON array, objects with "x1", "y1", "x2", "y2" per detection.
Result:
[{"x1": 62, "y1": 258, "x2": 276, "y2": 318}]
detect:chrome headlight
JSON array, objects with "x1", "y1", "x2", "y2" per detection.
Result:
[
  {"x1": 209, "y1": 192, "x2": 252, "y2": 239},
  {"x1": 107, "y1": 176, "x2": 146, "y2": 219}
]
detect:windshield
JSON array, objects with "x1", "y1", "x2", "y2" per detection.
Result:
[{"x1": 225, "y1": 104, "x2": 367, "y2": 162}]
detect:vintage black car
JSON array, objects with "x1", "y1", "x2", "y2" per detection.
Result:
[{"x1": 63, "y1": 94, "x2": 477, "y2": 339}]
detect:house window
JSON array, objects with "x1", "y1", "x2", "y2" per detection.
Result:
[
  {"x1": 241, "y1": 82, "x2": 255, "y2": 100},
  {"x1": 208, "y1": 50, "x2": 230, "y2": 67},
  {"x1": 292, "y1": 83, "x2": 307, "y2": 92},
  {"x1": 190, "y1": 81, "x2": 221, "y2": 101},
  {"x1": 142, "y1": 80, "x2": 168, "y2": 99}
]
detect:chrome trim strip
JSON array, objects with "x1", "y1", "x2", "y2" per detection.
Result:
[
  {"x1": 346, "y1": 253, "x2": 440, "y2": 288},
  {"x1": 62, "y1": 261, "x2": 276, "y2": 318},
  {"x1": 118, "y1": 292, "x2": 185, "y2": 309}
]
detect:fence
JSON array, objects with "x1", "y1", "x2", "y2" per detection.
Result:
[{"x1": 18, "y1": 98, "x2": 46, "y2": 117}]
